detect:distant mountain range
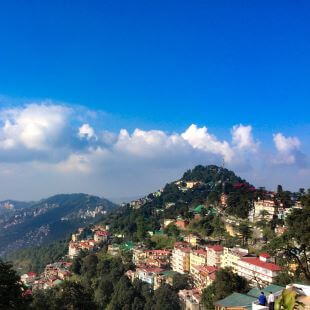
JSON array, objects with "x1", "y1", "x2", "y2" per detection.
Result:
[{"x1": 0, "y1": 193, "x2": 117, "y2": 257}]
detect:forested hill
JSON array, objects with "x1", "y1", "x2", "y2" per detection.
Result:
[
  {"x1": 0, "y1": 193, "x2": 117, "y2": 257},
  {"x1": 182, "y1": 164, "x2": 246, "y2": 184},
  {"x1": 105, "y1": 165, "x2": 257, "y2": 239}
]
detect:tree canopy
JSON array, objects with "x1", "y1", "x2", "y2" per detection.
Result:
[
  {"x1": 0, "y1": 259, "x2": 32, "y2": 310},
  {"x1": 201, "y1": 268, "x2": 249, "y2": 309}
]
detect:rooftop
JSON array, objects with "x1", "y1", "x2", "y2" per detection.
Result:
[
  {"x1": 215, "y1": 292, "x2": 256, "y2": 309},
  {"x1": 241, "y1": 257, "x2": 281, "y2": 271},
  {"x1": 247, "y1": 284, "x2": 284, "y2": 298},
  {"x1": 207, "y1": 245, "x2": 224, "y2": 252}
]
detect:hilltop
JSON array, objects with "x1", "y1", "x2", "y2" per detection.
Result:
[
  {"x1": 106, "y1": 165, "x2": 257, "y2": 239},
  {"x1": 0, "y1": 193, "x2": 117, "y2": 257}
]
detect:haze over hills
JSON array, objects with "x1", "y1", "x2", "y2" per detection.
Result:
[
  {"x1": 0, "y1": 193, "x2": 117, "y2": 257},
  {"x1": 0, "y1": 200, "x2": 34, "y2": 215}
]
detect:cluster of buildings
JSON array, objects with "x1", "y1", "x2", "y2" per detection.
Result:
[
  {"x1": 68, "y1": 225, "x2": 110, "y2": 258},
  {"x1": 249, "y1": 194, "x2": 302, "y2": 223},
  {"x1": 125, "y1": 239, "x2": 283, "y2": 310},
  {"x1": 21, "y1": 261, "x2": 72, "y2": 291},
  {"x1": 21, "y1": 224, "x2": 111, "y2": 293}
]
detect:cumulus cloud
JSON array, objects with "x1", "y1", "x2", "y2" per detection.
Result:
[
  {"x1": 0, "y1": 104, "x2": 71, "y2": 151},
  {"x1": 232, "y1": 124, "x2": 259, "y2": 152},
  {"x1": 273, "y1": 133, "x2": 301, "y2": 164},
  {"x1": 273, "y1": 133, "x2": 300, "y2": 153},
  {"x1": 78, "y1": 123, "x2": 96, "y2": 140},
  {"x1": 0, "y1": 102, "x2": 308, "y2": 200},
  {"x1": 182, "y1": 124, "x2": 234, "y2": 162},
  {"x1": 115, "y1": 128, "x2": 187, "y2": 158}
]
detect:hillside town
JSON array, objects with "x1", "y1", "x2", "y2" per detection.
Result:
[{"x1": 18, "y1": 183, "x2": 310, "y2": 309}]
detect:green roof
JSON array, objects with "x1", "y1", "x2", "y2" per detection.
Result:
[
  {"x1": 248, "y1": 285, "x2": 284, "y2": 298},
  {"x1": 215, "y1": 292, "x2": 256, "y2": 310},
  {"x1": 161, "y1": 270, "x2": 178, "y2": 277},
  {"x1": 194, "y1": 205, "x2": 205, "y2": 213},
  {"x1": 54, "y1": 279, "x2": 63, "y2": 286},
  {"x1": 207, "y1": 207, "x2": 217, "y2": 215},
  {"x1": 154, "y1": 230, "x2": 164, "y2": 235},
  {"x1": 120, "y1": 241, "x2": 135, "y2": 251}
]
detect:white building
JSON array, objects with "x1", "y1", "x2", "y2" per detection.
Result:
[
  {"x1": 221, "y1": 247, "x2": 249, "y2": 272},
  {"x1": 94, "y1": 230, "x2": 110, "y2": 243},
  {"x1": 249, "y1": 199, "x2": 277, "y2": 222},
  {"x1": 171, "y1": 245, "x2": 191, "y2": 274},
  {"x1": 237, "y1": 253, "x2": 281, "y2": 285},
  {"x1": 68, "y1": 242, "x2": 80, "y2": 258},
  {"x1": 206, "y1": 245, "x2": 223, "y2": 267}
]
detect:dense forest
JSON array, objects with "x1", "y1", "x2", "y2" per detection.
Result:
[{"x1": 6, "y1": 240, "x2": 69, "y2": 274}]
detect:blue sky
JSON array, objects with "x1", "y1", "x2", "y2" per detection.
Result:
[{"x1": 0, "y1": 1, "x2": 309, "y2": 201}]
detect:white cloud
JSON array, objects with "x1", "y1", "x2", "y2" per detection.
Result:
[
  {"x1": 273, "y1": 133, "x2": 301, "y2": 164},
  {"x1": 273, "y1": 133, "x2": 300, "y2": 153},
  {"x1": 56, "y1": 153, "x2": 91, "y2": 173},
  {"x1": 232, "y1": 124, "x2": 259, "y2": 151},
  {"x1": 0, "y1": 103, "x2": 71, "y2": 151},
  {"x1": 0, "y1": 102, "x2": 308, "y2": 200},
  {"x1": 78, "y1": 123, "x2": 96, "y2": 140},
  {"x1": 182, "y1": 124, "x2": 234, "y2": 162},
  {"x1": 115, "y1": 128, "x2": 186, "y2": 158}
]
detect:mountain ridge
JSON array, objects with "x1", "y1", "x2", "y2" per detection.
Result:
[{"x1": 0, "y1": 193, "x2": 117, "y2": 257}]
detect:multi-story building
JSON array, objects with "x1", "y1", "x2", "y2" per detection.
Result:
[
  {"x1": 171, "y1": 245, "x2": 191, "y2": 274},
  {"x1": 68, "y1": 242, "x2": 80, "y2": 258},
  {"x1": 190, "y1": 265, "x2": 218, "y2": 289},
  {"x1": 133, "y1": 246, "x2": 147, "y2": 265},
  {"x1": 221, "y1": 247, "x2": 249, "y2": 272},
  {"x1": 206, "y1": 245, "x2": 223, "y2": 267},
  {"x1": 190, "y1": 249, "x2": 208, "y2": 274},
  {"x1": 249, "y1": 199, "x2": 277, "y2": 222},
  {"x1": 154, "y1": 270, "x2": 178, "y2": 290},
  {"x1": 135, "y1": 266, "x2": 164, "y2": 288},
  {"x1": 237, "y1": 253, "x2": 281, "y2": 285},
  {"x1": 94, "y1": 230, "x2": 110, "y2": 243}
]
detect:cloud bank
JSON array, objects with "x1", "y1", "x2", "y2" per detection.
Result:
[{"x1": 0, "y1": 103, "x2": 308, "y2": 201}]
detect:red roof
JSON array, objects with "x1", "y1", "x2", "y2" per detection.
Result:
[
  {"x1": 198, "y1": 265, "x2": 218, "y2": 273},
  {"x1": 241, "y1": 257, "x2": 281, "y2": 271},
  {"x1": 180, "y1": 247, "x2": 191, "y2": 253},
  {"x1": 207, "y1": 245, "x2": 223, "y2": 252},
  {"x1": 193, "y1": 249, "x2": 208, "y2": 256},
  {"x1": 259, "y1": 253, "x2": 271, "y2": 258},
  {"x1": 22, "y1": 289, "x2": 33, "y2": 297},
  {"x1": 27, "y1": 272, "x2": 36, "y2": 277},
  {"x1": 233, "y1": 183, "x2": 245, "y2": 188},
  {"x1": 96, "y1": 230, "x2": 110, "y2": 236},
  {"x1": 145, "y1": 249, "x2": 171, "y2": 255},
  {"x1": 138, "y1": 266, "x2": 164, "y2": 273}
]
